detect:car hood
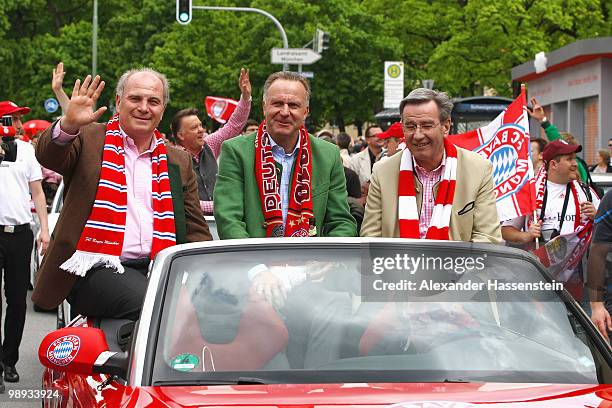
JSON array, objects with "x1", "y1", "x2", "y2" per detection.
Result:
[{"x1": 111, "y1": 383, "x2": 612, "y2": 407}]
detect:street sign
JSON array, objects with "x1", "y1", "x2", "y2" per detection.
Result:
[
  {"x1": 384, "y1": 61, "x2": 404, "y2": 109},
  {"x1": 296, "y1": 71, "x2": 314, "y2": 79},
  {"x1": 271, "y1": 48, "x2": 321, "y2": 65},
  {"x1": 44, "y1": 98, "x2": 59, "y2": 113}
]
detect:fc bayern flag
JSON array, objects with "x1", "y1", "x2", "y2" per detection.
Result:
[
  {"x1": 447, "y1": 88, "x2": 535, "y2": 222},
  {"x1": 204, "y1": 96, "x2": 238, "y2": 124}
]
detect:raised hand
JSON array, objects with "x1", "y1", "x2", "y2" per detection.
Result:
[
  {"x1": 239, "y1": 68, "x2": 251, "y2": 100},
  {"x1": 52, "y1": 62, "x2": 70, "y2": 113},
  {"x1": 60, "y1": 75, "x2": 107, "y2": 134},
  {"x1": 526, "y1": 97, "x2": 546, "y2": 122},
  {"x1": 51, "y1": 62, "x2": 65, "y2": 93}
]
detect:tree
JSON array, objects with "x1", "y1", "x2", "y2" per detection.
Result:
[{"x1": 0, "y1": 0, "x2": 610, "y2": 127}]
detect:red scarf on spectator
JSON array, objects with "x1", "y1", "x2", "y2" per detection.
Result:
[
  {"x1": 254, "y1": 121, "x2": 313, "y2": 237},
  {"x1": 398, "y1": 139, "x2": 457, "y2": 240},
  {"x1": 60, "y1": 115, "x2": 176, "y2": 276}
]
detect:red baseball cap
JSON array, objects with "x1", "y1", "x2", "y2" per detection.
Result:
[
  {"x1": 542, "y1": 139, "x2": 582, "y2": 162},
  {"x1": 0, "y1": 101, "x2": 31, "y2": 117},
  {"x1": 377, "y1": 122, "x2": 404, "y2": 139}
]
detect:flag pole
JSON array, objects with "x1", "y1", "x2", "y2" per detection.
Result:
[
  {"x1": 533, "y1": 210, "x2": 540, "y2": 249},
  {"x1": 523, "y1": 83, "x2": 540, "y2": 250}
]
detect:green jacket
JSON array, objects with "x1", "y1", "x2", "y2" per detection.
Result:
[
  {"x1": 542, "y1": 121, "x2": 588, "y2": 182},
  {"x1": 214, "y1": 133, "x2": 357, "y2": 239}
]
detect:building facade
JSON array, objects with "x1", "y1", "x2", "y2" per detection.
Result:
[{"x1": 512, "y1": 37, "x2": 612, "y2": 165}]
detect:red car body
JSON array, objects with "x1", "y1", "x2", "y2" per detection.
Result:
[
  {"x1": 39, "y1": 239, "x2": 612, "y2": 408},
  {"x1": 40, "y1": 374, "x2": 612, "y2": 408}
]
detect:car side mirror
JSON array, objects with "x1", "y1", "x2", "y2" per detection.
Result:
[{"x1": 39, "y1": 327, "x2": 128, "y2": 378}]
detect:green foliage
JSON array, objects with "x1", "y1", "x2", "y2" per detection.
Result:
[{"x1": 0, "y1": 0, "x2": 610, "y2": 130}]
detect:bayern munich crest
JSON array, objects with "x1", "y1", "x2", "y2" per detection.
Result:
[
  {"x1": 476, "y1": 123, "x2": 529, "y2": 201},
  {"x1": 212, "y1": 100, "x2": 227, "y2": 118},
  {"x1": 47, "y1": 335, "x2": 81, "y2": 366}
]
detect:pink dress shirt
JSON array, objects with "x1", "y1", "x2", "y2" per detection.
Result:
[
  {"x1": 186, "y1": 95, "x2": 251, "y2": 214},
  {"x1": 53, "y1": 124, "x2": 155, "y2": 260},
  {"x1": 414, "y1": 159, "x2": 444, "y2": 238}
]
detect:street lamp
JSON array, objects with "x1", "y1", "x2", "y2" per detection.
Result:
[{"x1": 92, "y1": 0, "x2": 98, "y2": 78}]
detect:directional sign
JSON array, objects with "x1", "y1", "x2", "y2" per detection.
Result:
[
  {"x1": 44, "y1": 98, "x2": 59, "y2": 113},
  {"x1": 296, "y1": 71, "x2": 314, "y2": 79},
  {"x1": 271, "y1": 48, "x2": 321, "y2": 65}
]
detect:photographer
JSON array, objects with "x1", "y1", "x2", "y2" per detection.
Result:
[
  {"x1": 502, "y1": 140, "x2": 599, "y2": 245},
  {"x1": 0, "y1": 101, "x2": 49, "y2": 389}
]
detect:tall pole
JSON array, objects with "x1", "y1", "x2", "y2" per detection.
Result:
[
  {"x1": 193, "y1": 5, "x2": 289, "y2": 71},
  {"x1": 92, "y1": 0, "x2": 98, "y2": 78}
]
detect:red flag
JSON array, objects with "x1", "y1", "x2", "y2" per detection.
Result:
[
  {"x1": 447, "y1": 87, "x2": 536, "y2": 221},
  {"x1": 204, "y1": 96, "x2": 238, "y2": 124}
]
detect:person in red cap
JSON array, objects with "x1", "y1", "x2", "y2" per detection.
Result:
[
  {"x1": 0, "y1": 101, "x2": 30, "y2": 140},
  {"x1": 376, "y1": 122, "x2": 405, "y2": 160},
  {"x1": 502, "y1": 139, "x2": 600, "y2": 245},
  {"x1": 0, "y1": 100, "x2": 50, "y2": 387}
]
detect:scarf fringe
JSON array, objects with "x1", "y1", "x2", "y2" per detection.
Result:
[{"x1": 60, "y1": 250, "x2": 125, "y2": 277}]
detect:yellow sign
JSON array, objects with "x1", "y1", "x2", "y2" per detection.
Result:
[{"x1": 387, "y1": 64, "x2": 402, "y2": 79}]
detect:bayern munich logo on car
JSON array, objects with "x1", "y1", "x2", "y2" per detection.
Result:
[
  {"x1": 476, "y1": 123, "x2": 529, "y2": 201},
  {"x1": 47, "y1": 335, "x2": 80, "y2": 366}
]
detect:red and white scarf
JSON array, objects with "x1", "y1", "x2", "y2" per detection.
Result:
[
  {"x1": 254, "y1": 121, "x2": 313, "y2": 237},
  {"x1": 530, "y1": 166, "x2": 588, "y2": 234},
  {"x1": 60, "y1": 115, "x2": 176, "y2": 276},
  {"x1": 398, "y1": 139, "x2": 457, "y2": 240}
]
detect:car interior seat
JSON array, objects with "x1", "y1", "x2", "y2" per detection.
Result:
[{"x1": 166, "y1": 285, "x2": 289, "y2": 371}]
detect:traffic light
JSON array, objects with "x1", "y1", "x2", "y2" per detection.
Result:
[
  {"x1": 176, "y1": 0, "x2": 192, "y2": 25},
  {"x1": 314, "y1": 28, "x2": 330, "y2": 53}
]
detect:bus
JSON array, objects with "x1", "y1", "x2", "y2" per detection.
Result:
[{"x1": 374, "y1": 96, "x2": 513, "y2": 134}]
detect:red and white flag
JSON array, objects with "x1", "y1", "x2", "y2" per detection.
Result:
[
  {"x1": 204, "y1": 96, "x2": 238, "y2": 124},
  {"x1": 447, "y1": 88, "x2": 535, "y2": 222}
]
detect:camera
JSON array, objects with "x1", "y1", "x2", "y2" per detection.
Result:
[{"x1": 0, "y1": 115, "x2": 17, "y2": 164}]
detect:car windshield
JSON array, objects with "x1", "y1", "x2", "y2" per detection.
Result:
[{"x1": 152, "y1": 242, "x2": 603, "y2": 385}]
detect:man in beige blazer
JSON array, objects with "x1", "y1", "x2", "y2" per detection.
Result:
[
  {"x1": 348, "y1": 125, "x2": 384, "y2": 185},
  {"x1": 361, "y1": 88, "x2": 501, "y2": 243}
]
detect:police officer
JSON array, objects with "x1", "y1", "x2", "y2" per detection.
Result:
[{"x1": 0, "y1": 101, "x2": 50, "y2": 390}]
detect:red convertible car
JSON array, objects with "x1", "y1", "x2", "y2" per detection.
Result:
[{"x1": 39, "y1": 238, "x2": 612, "y2": 407}]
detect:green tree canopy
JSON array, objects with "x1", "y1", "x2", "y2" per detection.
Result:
[{"x1": 1, "y1": 0, "x2": 610, "y2": 132}]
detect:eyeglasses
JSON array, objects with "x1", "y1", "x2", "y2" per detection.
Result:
[{"x1": 403, "y1": 121, "x2": 440, "y2": 135}]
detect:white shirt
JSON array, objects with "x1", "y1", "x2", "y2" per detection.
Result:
[
  {"x1": 0, "y1": 140, "x2": 42, "y2": 225},
  {"x1": 502, "y1": 180, "x2": 600, "y2": 238}
]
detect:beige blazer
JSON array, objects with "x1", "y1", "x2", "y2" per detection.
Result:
[
  {"x1": 348, "y1": 148, "x2": 373, "y2": 185},
  {"x1": 360, "y1": 147, "x2": 502, "y2": 243}
]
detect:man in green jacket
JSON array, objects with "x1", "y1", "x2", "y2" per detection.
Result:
[
  {"x1": 214, "y1": 72, "x2": 356, "y2": 369},
  {"x1": 214, "y1": 71, "x2": 356, "y2": 239}
]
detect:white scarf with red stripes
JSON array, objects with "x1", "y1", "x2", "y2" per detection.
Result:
[
  {"x1": 398, "y1": 139, "x2": 457, "y2": 240},
  {"x1": 60, "y1": 115, "x2": 176, "y2": 276}
]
